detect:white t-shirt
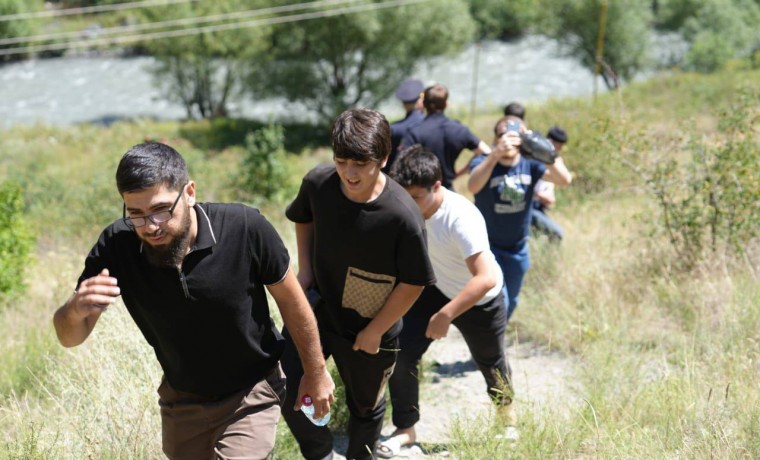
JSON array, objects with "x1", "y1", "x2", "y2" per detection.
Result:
[{"x1": 426, "y1": 188, "x2": 503, "y2": 304}]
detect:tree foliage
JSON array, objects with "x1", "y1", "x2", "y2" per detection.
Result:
[
  {"x1": 0, "y1": 0, "x2": 42, "y2": 62},
  {"x1": 467, "y1": 0, "x2": 541, "y2": 39},
  {"x1": 654, "y1": 0, "x2": 760, "y2": 72},
  {"x1": 138, "y1": 0, "x2": 270, "y2": 119},
  {"x1": 542, "y1": 0, "x2": 652, "y2": 90},
  {"x1": 0, "y1": 181, "x2": 34, "y2": 297},
  {"x1": 249, "y1": 0, "x2": 476, "y2": 125}
]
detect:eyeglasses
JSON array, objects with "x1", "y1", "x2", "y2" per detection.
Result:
[{"x1": 122, "y1": 186, "x2": 185, "y2": 229}]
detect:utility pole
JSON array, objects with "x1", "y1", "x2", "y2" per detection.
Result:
[{"x1": 593, "y1": 0, "x2": 608, "y2": 99}]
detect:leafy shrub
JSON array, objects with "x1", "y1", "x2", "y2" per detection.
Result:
[
  {"x1": 641, "y1": 88, "x2": 759, "y2": 267},
  {"x1": 238, "y1": 123, "x2": 294, "y2": 205},
  {"x1": 0, "y1": 0, "x2": 43, "y2": 62},
  {"x1": 0, "y1": 181, "x2": 35, "y2": 296}
]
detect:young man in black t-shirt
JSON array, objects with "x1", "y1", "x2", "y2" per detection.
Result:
[
  {"x1": 283, "y1": 108, "x2": 436, "y2": 460},
  {"x1": 53, "y1": 142, "x2": 334, "y2": 459}
]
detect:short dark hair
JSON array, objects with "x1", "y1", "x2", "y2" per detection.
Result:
[
  {"x1": 423, "y1": 84, "x2": 448, "y2": 113},
  {"x1": 547, "y1": 126, "x2": 568, "y2": 144},
  {"x1": 503, "y1": 102, "x2": 526, "y2": 120},
  {"x1": 116, "y1": 142, "x2": 188, "y2": 194},
  {"x1": 331, "y1": 108, "x2": 391, "y2": 163},
  {"x1": 493, "y1": 115, "x2": 524, "y2": 137},
  {"x1": 389, "y1": 144, "x2": 441, "y2": 190}
]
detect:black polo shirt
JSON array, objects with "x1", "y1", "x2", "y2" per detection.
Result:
[
  {"x1": 401, "y1": 112, "x2": 480, "y2": 188},
  {"x1": 77, "y1": 203, "x2": 290, "y2": 398}
]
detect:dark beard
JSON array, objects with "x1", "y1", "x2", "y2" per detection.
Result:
[{"x1": 143, "y1": 209, "x2": 192, "y2": 268}]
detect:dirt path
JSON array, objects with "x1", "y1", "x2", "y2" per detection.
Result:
[{"x1": 333, "y1": 328, "x2": 580, "y2": 459}]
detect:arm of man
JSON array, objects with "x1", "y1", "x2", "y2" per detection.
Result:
[
  {"x1": 467, "y1": 133, "x2": 520, "y2": 194},
  {"x1": 541, "y1": 156, "x2": 572, "y2": 186},
  {"x1": 52, "y1": 268, "x2": 120, "y2": 348},
  {"x1": 535, "y1": 183, "x2": 556, "y2": 207},
  {"x1": 455, "y1": 140, "x2": 492, "y2": 178},
  {"x1": 467, "y1": 150, "x2": 500, "y2": 194},
  {"x1": 425, "y1": 252, "x2": 498, "y2": 340},
  {"x1": 268, "y1": 268, "x2": 335, "y2": 418},
  {"x1": 352, "y1": 282, "x2": 424, "y2": 353},
  {"x1": 294, "y1": 222, "x2": 315, "y2": 290}
]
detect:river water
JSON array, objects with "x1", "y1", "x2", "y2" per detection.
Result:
[{"x1": 0, "y1": 35, "x2": 677, "y2": 128}]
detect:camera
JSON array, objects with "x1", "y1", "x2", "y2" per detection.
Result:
[{"x1": 506, "y1": 119, "x2": 520, "y2": 133}]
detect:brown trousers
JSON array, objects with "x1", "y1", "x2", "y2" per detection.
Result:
[{"x1": 157, "y1": 366, "x2": 285, "y2": 460}]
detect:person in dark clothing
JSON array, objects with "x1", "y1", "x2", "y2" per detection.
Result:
[
  {"x1": 282, "y1": 108, "x2": 436, "y2": 460},
  {"x1": 383, "y1": 78, "x2": 425, "y2": 173},
  {"x1": 531, "y1": 126, "x2": 569, "y2": 241},
  {"x1": 53, "y1": 142, "x2": 334, "y2": 459},
  {"x1": 400, "y1": 83, "x2": 491, "y2": 191},
  {"x1": 468, "y1": 118, "x2": 573, "y2": 321},
  {"x1": 503, "y1": 101, "x2": 526, "y2": 120}
]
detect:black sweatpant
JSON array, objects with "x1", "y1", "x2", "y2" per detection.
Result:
[
  {"x1": 280, "y1": 324, "x2": 397, "y2": 460},
  {"x1": 389, "y1": 285, "x2": 511, "y2": 430}
]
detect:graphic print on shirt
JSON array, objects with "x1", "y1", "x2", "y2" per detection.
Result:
[
  {"x1": 342, "y1": 267, "x2": 396, "y2": 318},
  {"x1": 489, "y1": 173, "x2": 533, "y2": 214}
]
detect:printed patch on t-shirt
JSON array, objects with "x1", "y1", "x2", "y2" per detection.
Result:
[{"x1": 342, "y1": 267, "x2": 395, "y2": 318}]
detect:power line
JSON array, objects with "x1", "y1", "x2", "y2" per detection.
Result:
[
  {"x1": 0, "y1": 0, "x2": 359, "y2": 46},
  {"x1": 0, "y1": 0, "x2": 429, "y2": 57},
  {"x1": 0, "y1": 0, "x2": 199, "y2": 22}
]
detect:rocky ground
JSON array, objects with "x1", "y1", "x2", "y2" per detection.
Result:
[{"x1": 332, "y1": 328, "x2": 581, "y2": 459}]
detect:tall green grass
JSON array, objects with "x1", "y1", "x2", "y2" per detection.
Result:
[{"x1": 1, "y1": 68, "x2": 759, "y2": 458}]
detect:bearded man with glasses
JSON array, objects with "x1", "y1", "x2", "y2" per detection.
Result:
[{"x1": 53, "y1": 142, "x2": 334, "y2": 459}]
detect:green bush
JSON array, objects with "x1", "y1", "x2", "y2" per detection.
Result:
[
  {"x1": 0, "y1": 181, "x2": 35, "y2": 296},
  {"x1": 238, "y1": 123, "x2": 294, "y2": 205},
  {"x1": 643, "y1": 88, "x2": 760, "y2": 267},
  {"x1": 0, "y1": 0, "x2": 43, "y2": 62}
]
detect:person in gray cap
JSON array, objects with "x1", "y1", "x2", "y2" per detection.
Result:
[{"x1": 383, "y1": 78, "x2": 425, "y2": 173}]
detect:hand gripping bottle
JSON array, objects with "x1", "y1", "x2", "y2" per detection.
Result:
[{"x1": 301, "y1": 395, "x2": 330, "y2": 426}]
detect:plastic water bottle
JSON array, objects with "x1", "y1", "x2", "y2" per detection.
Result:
[{"x1": 301, "y1": 395, "x2": 330, "y2": 426}]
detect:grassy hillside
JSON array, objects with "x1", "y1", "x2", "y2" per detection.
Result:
[{"x1": 0, "y1": 67, "x2": 758, "y2": 459}]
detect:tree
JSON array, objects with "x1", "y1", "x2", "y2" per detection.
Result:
[
  {"x1": 467, "y1": 0, "x2": 541, "y2": 40},
  {"x1": 680, "y1": 0, "x2": 760, "y2": 72},
  {"x1": 654, "y1": 0, "x2": 760, "y2": 72},
  {"x1": 248, "y1": 0, "x2": 476, "y2": 125},
  {"x1": 542, "y1": 0, "x2": 652, "y2": 90},
  {"x1": 0, "y1": 0, "x2": 42, "y2": 62},
  {"x1": 138, "y1": 0, "x2": 270, "y2": 119}
]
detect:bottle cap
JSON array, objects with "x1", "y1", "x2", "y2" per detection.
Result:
[{"x1": 302, "y1": 395, "x2": 313, "y2": 405}]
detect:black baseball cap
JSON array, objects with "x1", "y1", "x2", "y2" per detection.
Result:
[
  {"x1": 395, "y1": 79, "x2": 424, "y2": 103},
  {"x1": 547, "y1": 126, "x2": 568, "y2": 144}
]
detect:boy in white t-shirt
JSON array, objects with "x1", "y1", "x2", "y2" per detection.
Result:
[{"x1": 378, "y1": 146, "x2": 516, "y2": 457}]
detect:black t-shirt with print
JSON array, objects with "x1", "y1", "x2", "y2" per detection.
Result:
[
  {"x1": 286, "y1": 164, "x2": 435, "y2": 341},
  {"x1": 77, "y1": 203, "x2": 290, "y2": 399}
]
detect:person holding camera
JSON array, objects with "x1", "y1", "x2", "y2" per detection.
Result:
[{"x1": 468, "y1": 117, "x2": 572, "y2": 321}]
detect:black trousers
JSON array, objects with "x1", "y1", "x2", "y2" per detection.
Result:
[
  {"x1": 280, "y1": 324, "x2": 397, "y2": 460},
  {"x1": 389, "y1": 285, "x2": 511, "y2": 429}
]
